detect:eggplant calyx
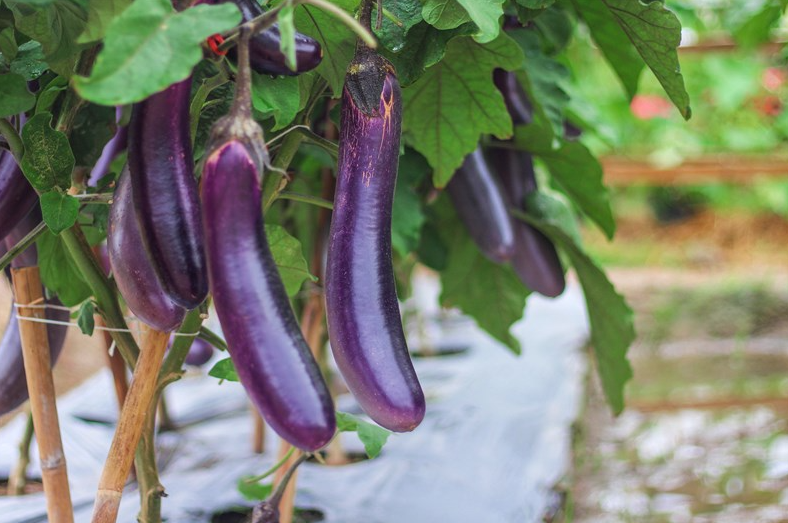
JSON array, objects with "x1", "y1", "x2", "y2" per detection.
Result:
[{"x1": 345, "y1": 45, "x2": 394, "y2": 117}]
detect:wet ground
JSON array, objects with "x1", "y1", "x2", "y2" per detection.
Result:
[{"x1": 571, "y1": 269, "x2": 788, "y2": 523}]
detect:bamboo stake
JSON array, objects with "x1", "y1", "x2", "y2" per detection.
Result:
[
  {"x1": 11, "y1": 266, "x2": 74, "y2": 522},
  {"x1": 8, "y1": 411, "x2": 34, "y2": 495},
  {"x1": 252, "y1": 409, "x2": 266, "y2": 454},
  {"x1": 98, "y1": 317, "x2": 129, "y2": 409},
  {"x1": 90, "y1": 326, "x2": 169, "y2": 523},
  {"x1": 272, "y1": 441, "x2": 300, "y2": 523}
]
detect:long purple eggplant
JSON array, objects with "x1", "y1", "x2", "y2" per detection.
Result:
[
  {"x1": 128, "y1": 78, "x2": 208, "y2": 310},
  {"x1": 325, "y1": 47, "x2": 425, "y2": 433},
  {"x1": 491, "y1": 150, "x2": 565, "y2": 297},
  {"x1": 206, "y1": 0, "x2": 322, "y2": 76},
  {"x1": 108, "y1": 167, "x2": 185, "y2": 332},
  {"x1": 0, "y1": 213, "x2": 69, "y2": 416},
  {"x1": 447, "y1": 147, "x2": 516, "y2": 264},
  {"x1": 0, "y1": 148, "x2": 37, "y2": 243},
  {"x1": 202, "y1": 140, "x2": 335, "y2": 450},
  {"x1": 89, "y1": 108, "x2": 128, "y2": 186}
]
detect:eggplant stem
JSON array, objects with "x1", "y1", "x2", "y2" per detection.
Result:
[
  {"x1": 0, "y1": 118, "x2": 23, "y2": 161},
  {"x1": 277, "y1": 191, "x2": 334, "y2": 210},
  {"x1": 244, "y1": 447, "x2": 296, "y2": 483},
  {"x1": 0, "y1": 221, "x2": 46, "y2": 273}
]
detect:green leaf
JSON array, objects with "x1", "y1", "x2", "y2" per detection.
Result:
[
  {"x1": 374, "y1": 0, "x2": 422, "y2": 52},
  {"x1": 252, "y1": 73, "x2": 299, "y2": 131},
  {"x1": 516, "y1": 198, "x2": 635, "y2": 415},
  {"x1": 6, "y1": 0, "x2": 88, "y2": 76},
  {"x1": 514, "y1": 123, "x2": 615, "y2": 239},
  {"x1": 37, "y1": 231, "x2": 92, "y2": 306},
  {"x1": 402, "y1": 33, "x2": 523, "y2": 187},
  {"x1": 278, "y1": 4, "x2": 297, "y2": 72},
  {"x1": 69, "y1": 103, "x2": 116, "y2": 167},
  {"x1": 336, "y1": 411, "x2": 391, "y2": 458},
  {"x1": 237, "y1": 478, "x2": 273, "y2": 501},
  {"x1": 600, "y1": 0, "x2": 690, "y2": 119},
  {"x1": 437, "y1": 198, "x2": 528, "y2": 353},
  {"x1": 392, "y1": 149, "x2": 427, "y2": 256},
  {"x1": 531, "y1": 5, "x2": 574, "y2": 55},
  {"x1": 265, "y1": 224, "x2": 316, "y2": 296},
  {"x1": 422, "y1": 0, "x2": 503, "y2": 43},
  {"x1": 10, "y1": 41, "x2": 48, "y2": 80},
  {"x1": 20, "y1": 112, "x2": 75, "y2": 192},
  {"x1": 516, "y1": 0, "x2": 555, "y2": 8},
  {"x1": 383, "y1": 21, "x2": 476, "y2": 87},
  {"x1": 40, "y1": 190, "x2": 79, "y2": 234},
  {"x1": 571, "y1": 0, "x2": 644, "y2": 100},
  {"x1": 35, "y1": 76, "x2": 67, "y2": 114},
  {"x1": 293, "y1": 0, "x2": 359, "y2": 96},
  {"x1": 76, "y1": 300, "x2": 95, "y2": 336},
  {"x1": 0, "y1": 73, "x2": 34, "y2": 117},
  {"x1": 733, "y1": 1, "x2": 785, "y2": 49},
  {"x1": 72, "y1": 0, "x2": 241, "y2": 105},
  {"x1": 0, "y1": 26, "x2": 17, "y2": 61},
  {"x1": 208, "y1": 357, "x2": 240, "y2": 382},
  {"x1": 78, "y1": 0, "x2": 131, "y2": 43}
]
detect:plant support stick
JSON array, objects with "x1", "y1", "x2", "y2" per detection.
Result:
[
  {"x1": 90, "y1": 326, "x2": 169, "y2": 523},
  {"x1": 11, "y1": 266, "x2": 74, "y2": 523}
]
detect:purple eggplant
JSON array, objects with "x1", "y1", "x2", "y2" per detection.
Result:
[
  {"x1": 325, "y1": 48, "x2": 425, "y2": 433},
  {"x1": 491, "y1": 150, "x2": 565, "y2": 297},
  {"x1": 207, "y1": 0, "x2": 322, "y2": 76},
  {"x1": 0, "y1": 216, "x2": 69, "y2": 416},
  {"x1": 184, "y1": 338, "x2": 214, "y2": 367},
  {"x1": 0, "y1": 148, "x2": 37, "y2": 243},
  {"x1": 128, "y1": 78, "x2": 208, "y2": 310},
  {"x1": 202, "y1": 140, "x2": 335, "y2": 450},
  {"x1": 447, "y1": 147, "x2": 516, "y2": 264},
  {"x1": 108, "y1": 167, "x2": 185, "y2": 332},
  {"x1": 89, "y1": 108, "x2": 128, "y2": 186}
]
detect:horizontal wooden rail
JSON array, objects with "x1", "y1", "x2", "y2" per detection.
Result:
[{"x1": 601, "y1": 155, "x2": 788, "y2": 186}]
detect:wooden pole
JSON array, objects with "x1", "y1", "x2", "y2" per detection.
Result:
[
  {"x1": 251, "y1": 409, "x2": 265, "y2": 454},
  {"x1": 90, "y1": 326, "x2": 169, "y2": 523},
  {"x1": 11, "y1": 266, "x2": 74, "y2": 522},
  {"x1": 272, "y1": 441, "x2": 300, "y2": 523},
  {"x1": 98, "y1": 317, "x2": 129, "y2": 409}
]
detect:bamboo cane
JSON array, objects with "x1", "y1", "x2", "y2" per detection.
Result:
[
  {"x1": 252, "y1": 409, "x2": 266, "y2": 454},
  {"x1": 90, "y1": 326, "x2": 169, "y2": 523},
  {"x1": 11, "y1": 266, "x2": 74, "y2": 522},
  {"x1": 98, "y1": 317, "x2": 129, "y2": 409}
]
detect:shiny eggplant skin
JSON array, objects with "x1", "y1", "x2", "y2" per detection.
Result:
[
  {"x1": 0, "y1": 148, "x2": 37, "y2": 242},
  {"x1": 108, "y1": 167, "x2": 185, "y2": 332},
  {"x1": 128, "y1": 78, "x2": 208, "y2": 309},
  {"x1": 491, "y1": 150, "x2": 565, "y2": 297},
  {"x1": 222, "y1": 0, "x2": 322, "y2": 76},
  {"x1": 202, "y1": 140, "x2": 335, "y2": 450},
  {"x1": 89, "y1": 125, "x2": 127, "y2": 186},
  {"x1": 325, "y1": 60, "x2": 425, "y2": 433},
  {"x1": 447, "y1": 147, "x2": 516, "y2": 264},
  {"x1": 183, "y1": 338, "x2": 214, "y2": 367}
]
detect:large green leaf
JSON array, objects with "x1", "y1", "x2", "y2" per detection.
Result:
[
  {"x1": 293, "y1": 0, "x2": 359, "y2": 96},
  {"x1": 251, "y1": 73, "x2": 300, "y2": 131},
  {"x1": 392, "y1": 149, "x2": 428, "y2": 257},
  {"x1": 517, "y1": 195, "x2": 634, "y2": 415},
  {"x1": 6, "y1": 0, "x2": 87, "y2": 76},
  {"x1": 336, "y1": 412, "x2": 391, "y2": 459},
  {"x1": 37, "y1": 231, "x2": 92, "y2": 306},
  {"x1": 265, "y1": 224, "x2": 316, "y2": 296},
  {"x1": 402, "y1": 33, "x2": 523, "y2": 187},
  {"x1": 374, "y1": 0, "x2": 422, "y2": 52},
  {"x1": 598, "y1": 0, "x2": 690, "y2": 119},
  {"x1": 422, "y1": 0, "x2": 503, "y2": 43},
  {"x1": 72, "y1": 0, "x2": 241, "y2": 105},
  {"x1": 78, "y1": 0, "x2": 131, "y2": 43},
  {"x1": 514, "y1": 123, "x2": 615, "y2": 239},
  {"x1": 0, "y1": 73, "x2": 35, "y2": 117},
  {"x1": 9, "y1": 40, "x2": 48, "y2": 80},
  {"x1": 422, "y1": 0, "x2": 471, "y2": 30},
  {"x1": 20, "y1": 112, "x2": 75, "y2": 192}
]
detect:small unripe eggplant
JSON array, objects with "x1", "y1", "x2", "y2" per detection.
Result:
[
  {"x1": 108, "y1": 167, "x2": 186, "y2": 332},
  {"x1": 184, "y1": 338, "x2": 215, "y2": 367},
  {"x1": 202, "y1": 140, "x2": 335, "y2": 451},
  {"x1": 0, "y1": 148, "x2": 37, "y2": 243},
  {"x1": 213, "y1": 0, "x2": 322, "y2": 76},
  {"x1": 491, "y1": 150, "x2": 565, "y2": 297},
  {"x1": 326, "y1": 48, "x2": 425, "y2": 433},
  {"x1": 128, "y1": 78, "x2": 208, "y2": 310},
  {"x1": 447, "y1": 147, "x2": 516, "y2": 264}
]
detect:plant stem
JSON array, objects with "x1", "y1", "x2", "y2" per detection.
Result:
[
  {"x1": 277, "y1": 191, "x2": 333, "y2": 210},
  {"x1": 197, "y1": 324, "x2": 228, "y2": 352},
  {"x1": 244, "y1": 447, "x2": 296, "y2": 483},
  {"x1": 55, "y1": 46, "x2": 98, "y2": 134},
  {"x1": 0, "y1": 221, "x2": 46, "y2": 273},
  {"x1": 60, "y1": 227, "x2": 140, "y2": 366},
  {"x1": 0, "y1": 118, "x2": 23, "y2": 160},
  {"x1": 8, "y1": 412, "x2": 34, "y2": 496}
]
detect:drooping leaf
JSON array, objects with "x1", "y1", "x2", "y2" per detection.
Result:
[
  {"x1": 20, "y1": 112, "x2": 75, "y2": 192},
  {"x1": 516, "y1": 0, "x2": 555, "y2": 8},
  {"x1": 422, "y1": 0, "x2": 503, "y2": 43},
  {"x1": 514, "y1": 123, "x2": 615, "y2": 239},
  {"x1": 237, "y1": 478, "x2": 273, "y2": 501},
  {"x1": 72, "y1": 0, "x2": 241, "y2": 105},
  {"x1": 421, "y1": 0, "x2": 471, "y2": 30},
  {"x1": 336, "y1": 411, "x2": 391, "y2": 458},
  {"x1": 10, "y1": 40, "x2": 48, "y2": 80},
  {"x1": 6, "y1": 0, "x2": 88, "y2": 76},
  {"x1": 69, "y1": 103, "x2": 116, "y2": 167},
  {"x1": 374, "y1": 0, "x2": 422, "y2": 52},
  {"x1": 208, "y1": 357, "x2": 240, "y2": 382},
  {"x1": 0, "y1": 73, "x2": 35, "y2": 117},
  {"x1": 278, "y1": 4, "x2": 297, "y2": 72},
  {"x1": 40, "y1": 190, "x2": 79, "y2": 234},
  {"x1": 252, "y1": 73, "x2": 300, "y2": 131},
  {"x1": 402, "y1": 33, "x2": 523, "y2": 187},
  {"x1": 78, "y1": 0, "x2": 131, "y2": 43},
  {"x1": 37, "y1": 231, "x2": 92, "y2": 306},
  {"x1": 265, "y1": 224, "x2": 316, "y2": 296},
  {"x1": 516, "y1": 197, "x2": 635, "y2": 415},
  {"x1": 0, "y1": 25, "x2": 17, "y2": 61},
  {"x1": 76, "y1": 299, "x2": 95, "y2": 336},
  {"x1": 293, "y1": 0, "x2": 359, "y2": 96}
]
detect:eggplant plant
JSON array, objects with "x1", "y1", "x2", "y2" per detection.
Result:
[{"x1": 0, "y1": 0, "x2": 692, "y2": 520}]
